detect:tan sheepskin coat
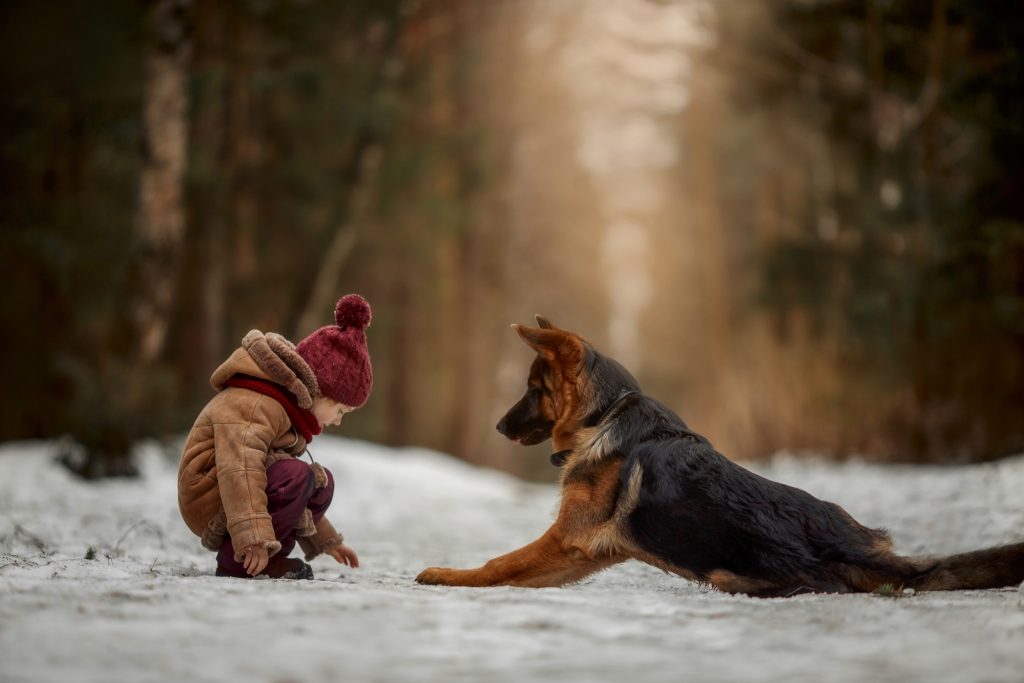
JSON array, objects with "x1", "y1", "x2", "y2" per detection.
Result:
[{"x1": 178, "y1": 330, "x2": 343, "y2": 562}]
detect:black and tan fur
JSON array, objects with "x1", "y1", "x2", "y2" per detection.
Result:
[{"x1": 416, "y1": 316, "x2": 1024, "y2": 596}]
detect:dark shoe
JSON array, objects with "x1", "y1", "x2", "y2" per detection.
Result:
[
  {"x1": 215, "y1": 564, "x2": 248, "y2": 578},
  {"x1": 262, "y1": 555, "x2": 314, "y2": 580},
  {"x1": 215, "y1": 556, "x2": 313, "y2": 580}
]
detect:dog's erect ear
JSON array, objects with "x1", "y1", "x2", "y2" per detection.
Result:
[
  {"x1": 513, "y1": 324, "x2": 559, "y2": 353},
  {"x1": 535, "y1": 314, "x2": 555, "y2": 330},
  {"x1": 512, "y1": 324, "x2": 581, "y2": 366}
]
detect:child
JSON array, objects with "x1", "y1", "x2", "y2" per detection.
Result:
[{"x1": 177, "y1": 294, "x2": 372, "y2": 579}]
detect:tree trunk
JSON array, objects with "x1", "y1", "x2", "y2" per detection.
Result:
[
  {"x1": 184, "y1": 0, "x2": 230, "y2": 382},
  {"x1": 134, "y1": 0, "x2": 193, "y2": 365},
  {"x1": 76, "y1": 0, "x2": 193, "y2": 478}
]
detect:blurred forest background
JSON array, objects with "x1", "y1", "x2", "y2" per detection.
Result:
[{"x1": 1, "y1": 0, "x2": 1022, "y2": 480}]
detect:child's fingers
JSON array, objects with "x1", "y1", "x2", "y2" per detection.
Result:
[
  {"x1": 326, "y1": 546, "x2": 359, "y2": 568},
  {"x1": 244, "y1": 547, "x2": 268, "y2": 576},
  {"x1": 347, "y1": 549, "x2": 360, "y2": 568}
]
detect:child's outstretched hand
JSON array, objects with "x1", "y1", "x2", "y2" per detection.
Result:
[{"x1": 326, "y1": 543, "x2": 360, "y2": 568}]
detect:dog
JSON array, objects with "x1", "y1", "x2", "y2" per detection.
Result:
[{"x1": 416, "y1": 316, "x2": 1024, "y2": 596}]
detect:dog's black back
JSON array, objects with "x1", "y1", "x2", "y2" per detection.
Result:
[
  {"x1": 579, "y1": 349, "x2": 878, "y2": 588},
  {"x1": 618, "y1": 399, "x2": 889, "y2": 593}
]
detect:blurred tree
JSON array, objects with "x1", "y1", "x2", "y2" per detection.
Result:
[
  {"x1": 710, "y1": 0, "x2": 1024, "y2": 461},
  {"x1": 63, "y1": 0, "x2": 193, "y2": 478},
  {"x1": 171, "y1": 0, "x2": 409, "y2": 425},
  {"x1": 134, "y1": 0, "x2": 192, "y2": 367},
  {"x1": 168, "y1": 0, "x2": 501, "y2": 462},
  {"x1": 6, "y1": 0, "x2": 1020, "y2": 478},
  {"x1": 78, "y1": 0, "x2": 196, "y2": 478},
  {"x1": 0, "y1": 0, "x2": 148, "y2": 476},
  {"x1": 2, "y1": 0, "x2": 486, "y2": 474},
  {"x1": 354, "y1": 0, "x2": 499, "y2": 456}
]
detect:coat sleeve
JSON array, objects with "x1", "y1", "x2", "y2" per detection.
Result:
[
  {"x1": 213, "y1": 394, "x2": 288, "y2": 561},
  {"x1": 298, "y1": 517, "x2": 344, "y2": 560}
]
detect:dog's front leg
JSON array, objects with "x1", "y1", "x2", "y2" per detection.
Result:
[{"x1": 416, "y1": 527, "x2": 614, "y2": 588}]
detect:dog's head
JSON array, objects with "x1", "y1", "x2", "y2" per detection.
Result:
[{"x1": 496, "y1": 315, "x2": 641, "y2": 446}]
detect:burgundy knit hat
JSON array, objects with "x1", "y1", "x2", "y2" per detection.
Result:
[{"x1": 296, "y1": 294, "x2": 373, "y2": 408}]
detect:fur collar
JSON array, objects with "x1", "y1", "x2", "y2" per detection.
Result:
[
  {"x1": 241, "y1": 331, "x2": 319, "y2": 408},
  {"x1": 209, "y1": 330, "x2": 320, "y2": 409}
]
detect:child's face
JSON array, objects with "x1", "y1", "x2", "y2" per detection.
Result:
[{"x1": 312, "y1": 397, "x2": 355, "y2": 427}]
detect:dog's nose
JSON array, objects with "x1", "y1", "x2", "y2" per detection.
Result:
[{"x1": 496, "y1": 417, "x2": 509, "y2": 436}]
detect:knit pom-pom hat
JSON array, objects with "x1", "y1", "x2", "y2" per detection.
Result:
[{"x1": 296, "y1": 294, "x2": 373, "y2": 408}]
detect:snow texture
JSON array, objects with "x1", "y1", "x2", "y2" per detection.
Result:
[{"x1": 1, "y1": 437, "x2": 1023, "y2": 683}]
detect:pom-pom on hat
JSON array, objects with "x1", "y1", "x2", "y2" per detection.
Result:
[{"x1": 296, "y1": 294, "x2": 373, "y2": 408}]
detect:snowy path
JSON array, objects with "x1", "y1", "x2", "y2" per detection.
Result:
[{"x1": 1, "y1": 437, "x2": 1023, "y2": 683}]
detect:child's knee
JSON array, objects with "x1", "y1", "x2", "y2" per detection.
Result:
[{"x1": 310, "y1": 466, "x2": 335, "y2": 506}]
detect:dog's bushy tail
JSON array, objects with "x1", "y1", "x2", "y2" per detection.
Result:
[{"x1": 904, "y1": 542, "x2": 1024, "y2": 591}]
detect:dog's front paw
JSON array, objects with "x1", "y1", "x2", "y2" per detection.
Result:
[
  {"x1": 417, "y1": 566, "x2": 494, "y2": 586},
  {"x1": 416, "y1": 566, "x2": 460, "y2": 585}
]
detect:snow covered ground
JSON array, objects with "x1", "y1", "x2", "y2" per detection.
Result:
[{"x1": 1, "y1": 437, "x2": 1023, "y2": 683}]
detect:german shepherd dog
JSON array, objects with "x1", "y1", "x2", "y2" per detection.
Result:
[{"x1": 416, "y1": 316, "x2": 1024, "y2": 596}]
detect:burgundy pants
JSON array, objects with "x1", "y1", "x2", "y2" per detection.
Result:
[{"x1": 216, "y1": 459, "x2": 335, "y2": 577}]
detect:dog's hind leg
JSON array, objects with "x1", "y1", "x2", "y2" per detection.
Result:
[
  {"x1": 706, "y1": 569, "x2": 858, "y2": 597},
  {"x1": 706, "y1": 570, "x2": 785, "y2": 596}
]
